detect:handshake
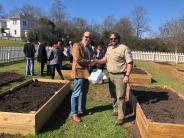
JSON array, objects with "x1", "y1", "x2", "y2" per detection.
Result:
[{"x1": 90, "y1": 59, "x2": 98, "y2": 66}]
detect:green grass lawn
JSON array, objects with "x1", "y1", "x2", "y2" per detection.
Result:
[{"x1": 0, "y1": 39, "x2": 25, "y2": 47}]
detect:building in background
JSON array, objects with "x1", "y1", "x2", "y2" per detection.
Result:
[{"x1": 0, "y1": 14, "x2": 36, "y2": 39}]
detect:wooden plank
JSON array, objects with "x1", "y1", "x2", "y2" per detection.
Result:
[
  {"x1": 0, "y1": 112, "x2": 35, "y2": 125},
  {"x1": 0, "y1": 112, "x2": 35, "y2": 135},
  {"x1": 129, "y1": 72, "x2": 152, "y2": 84},
  {"x1": 10, "y1": 79, "x2": 33, "y2": 92},
  {"x1": 148, "y1": 122, "x2": 184, "y2": 137},
  {"x1": 0, "y1": 124, "x2": 35, "y2": 135},
  {"x1": 35, "y1": 80, "x2": 70, "y2": 132},
  {"x1": 136, "y1": 104, "x2": 149, "y2": 138}
]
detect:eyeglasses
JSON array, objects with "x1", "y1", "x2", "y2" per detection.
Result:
[
  {"x1": 84, "y1": 35, "x2": 92, "y2": 39},
  {"x1": 110, "y1": 37, "x2": 117, "y2": 41}
]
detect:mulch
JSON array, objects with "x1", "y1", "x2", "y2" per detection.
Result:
[
  {"x1": 131, "y1": 68, "x2": 147, "y2": 74},
  {"x1": 131, "y1": 86, "x2": 184, "y2": 124},
  {"x1": 0, "y1": 81, "x2": 64, "y2": 113},
  {"x1": 0, "y1": 72, "x2": 24, "y2": 86}
]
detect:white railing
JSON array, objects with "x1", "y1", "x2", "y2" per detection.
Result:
[
  {"x1": 0, "y1": 46, "x2": 38, "y2": 64},
  {"x1": 1, "y1": 48, "x2": 184, "y2": 64},
  {"x1": 132, "y1": 51, "x2": 184, "y2": 64}
]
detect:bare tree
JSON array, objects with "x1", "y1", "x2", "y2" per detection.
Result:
[
  {"x1": 71, "y1": 17, "x2": 88, "y2": 30},
  {"x1": 130, "y1": 6, "x2": 150, "y2": 38},
  {"x1": 8, "y1": 4, "x2": 44, "y2": 18},
  {"x1": 102, "y1": 16, "x2": 116, "y2": 32},
  {"x1": 49, "y1": 0, "x2": 66, "y2": 25},
  {"x1": 159, "y1": 19, "x2": 184, "y2": 53},
  {"x1": 113, "y1": 17, "x2": 134, "y2": 37}
]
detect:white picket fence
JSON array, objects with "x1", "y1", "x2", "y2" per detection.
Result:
[
  {"x1": 1, "y1": 47, "x2": 184, "y2": 64},
  {"x1": 132, "y1": 51, "x2": 184, "y2": 64},
  {"x1": 0, "y1": 46, "x2": 38, "y2": 64}
]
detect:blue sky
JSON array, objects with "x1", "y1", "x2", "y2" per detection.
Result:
[{"x1": 1, "y1": 0, "x2": 184, "y2": 32}]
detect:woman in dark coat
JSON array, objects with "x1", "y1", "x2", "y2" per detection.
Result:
[{"x1": 37, "y1": 41, "x2": 47, "y2": 76}]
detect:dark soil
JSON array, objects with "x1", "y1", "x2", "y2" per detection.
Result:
[
  {"x1": 131, "y1": 68, "x2": 147, "y2": 74},
  {"x1": 0, "y1": 81, "x2": 64, "y2": 113},
  {"x1": 0, "y1": 72, "x2": 24, "y2": 86},
  {"x1": 177, "y1": 69, "x2": 184, "y2": 72},
  {"x1": 131, "y1": 86, "x2": 184, "y2": 124},
  {"x1": 155, "y1": 62, "x2": 175, "y2": 65}
]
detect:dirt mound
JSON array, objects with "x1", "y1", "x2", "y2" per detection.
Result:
[
  {"x1": 0, "y1": 81, "x2": 64, "y2": 113},
  {"x1": 131, "y1": 68, "x2": 147, "y2": 74},
  {"x1": 131, "y1": 86, "x2": 184, "y2": 124},
  {"x1": 0, "y1": 72, "x2": 24, "y2": 86}
]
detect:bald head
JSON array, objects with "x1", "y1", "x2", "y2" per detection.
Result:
[{"x1": 82, "y1": 31, "x2": 92, "y2": 46}]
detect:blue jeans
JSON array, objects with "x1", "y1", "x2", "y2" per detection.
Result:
[
  {"x1": 70, "y1": 78, "x2": 89, "y2": 116},
  {"x1": 25, "y1": 57, "x2": 34, "y2": 76}
]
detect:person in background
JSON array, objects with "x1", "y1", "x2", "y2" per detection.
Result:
[
  {"x1": 23, "y1": 37, "x2": 36, "y2": 76},
  {"x1": 48, "y1": 43, "x2": 64, "y2": 80},
  {"x1": 67, "y1": 41, "x2": 73, "y2": 63},
  {"x1": 95, "y1": 32, "x2": 133, "y2": 125},
  {"x1": 70, "y1": 31, "x2": 95, "y2": 122},
  {"x1": 37, "y1": 40, "x2": 47, "y2": 76},
  {"x1": 57, "y1": 41, "x2": 64, "y2": 68},
  {"x1": 46, "y1": 45, "x2": 52, "y2": 75},
  {"x1": 96, "y1": 45, "x2": 106, "y2": 71}
]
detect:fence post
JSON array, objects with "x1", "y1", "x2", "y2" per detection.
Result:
[
  {"x1": 7, "y1": 51, "x2": 10, "y2": 63},
  {"x1": 152, "y1": 53, "x2": 155, "y2": 61},
  {"x1": 176, "y1": 54, "x2": 179, "y2": 64}
]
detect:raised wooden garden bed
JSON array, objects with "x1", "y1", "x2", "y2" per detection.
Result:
[
  {"x1": 150, "y1": 62, "x2": 177, "y2": 70},
  {"x1": 0, "y1": 78, "x2": 70, "y2": 135},
  {"x1": 129, "y1": 85, "x2": 184, "y2": 138},
  {"x1": 173, "y1": 69, "x2": 184, "y2": 80},
  {"x1": 55, "y1": 64, "x2": 72, "y2": 79},
  {"x1": 129, "y1": 68, "x2": 152, "y2": 84}
]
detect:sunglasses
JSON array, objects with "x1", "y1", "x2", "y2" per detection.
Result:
[
  {"x1": 110, "y1": 37, "x2": 117, "y2": 41},
  {"x1": 84, "y1": 35, "x2": 92, "y2": 39}
]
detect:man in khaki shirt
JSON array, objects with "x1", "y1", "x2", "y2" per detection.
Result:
[{"x1": 96, "y1": 32, "x2": 133, "y2": 125}]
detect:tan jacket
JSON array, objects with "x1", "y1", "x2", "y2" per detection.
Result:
[{"x1": 71, "y1": 42, "x2": 91, "y2": 79}]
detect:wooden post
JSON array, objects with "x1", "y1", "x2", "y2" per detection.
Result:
[
  {"x1": 152, "y1": 53, "x2": 155, "y2": 62},
  {"x1": 7, "y1": 51, "x2": 10, "y2": 63},
  {"x1": 176, "y1": 54, "x2": 179, "y2": 64}
]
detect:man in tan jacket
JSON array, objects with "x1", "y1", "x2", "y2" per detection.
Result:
[{"x1": 70, "y1": 31, "x2": 94, "y2": 122}]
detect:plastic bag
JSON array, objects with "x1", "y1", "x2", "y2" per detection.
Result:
[{"x1": 88, "y1": 69, "x2": 107, "y2": 84}]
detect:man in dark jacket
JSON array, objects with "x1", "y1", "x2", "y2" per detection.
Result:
[
  {"x1": 23, "y1": 38, "x2": 36, "y2": 76},
  {"x1": 37, "y1": 40, "x2": 47, "y2": 76}
]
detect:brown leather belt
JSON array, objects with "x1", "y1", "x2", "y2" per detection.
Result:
[{"x1": 109, "y1": 72, "x2": 126, "y2": 75}]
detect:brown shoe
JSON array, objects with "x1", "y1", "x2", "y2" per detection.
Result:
[
  {"x1": 72, "y1": 115, "x2": 81, "y2": 122},
  {"x1": 111, "y1": 112, "x2": 118, "y2": 116},
  {"x1": 115, "y1": 119, "x2": 124, "y2": 125}
]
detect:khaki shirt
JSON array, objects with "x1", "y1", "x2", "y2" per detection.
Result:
[{"x1": 105, "y1": 44, "x2": 133, "y2": 73}]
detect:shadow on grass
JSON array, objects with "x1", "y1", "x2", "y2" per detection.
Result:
[
  {"x1": 40, "y1": 92, "x2": 72, "y2": 133},
  {"x1": 87, "y1": 104, "x2": 112, "y2": 114},
  {"x1": 151, "y1": 78, "x2": 157, "y2": 83}
]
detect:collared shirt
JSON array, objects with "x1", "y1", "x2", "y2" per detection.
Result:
[
  {"x1": 105, "y1": 44, "x2": 133, "y2": 73},
  {"x1": 82, "y1": 42, "x2": 90, "y2": 60}
]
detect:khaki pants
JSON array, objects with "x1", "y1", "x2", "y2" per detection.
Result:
[{"x1": 109, "y1": 73, "x2": 126, "y2": 119}]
